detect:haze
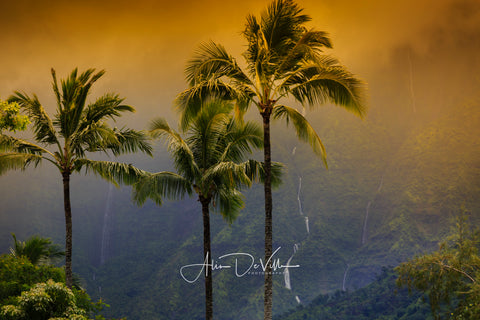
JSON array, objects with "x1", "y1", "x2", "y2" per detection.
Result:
[{"x1": 1, "y1": 0, "x2": 478, "y2": 127}]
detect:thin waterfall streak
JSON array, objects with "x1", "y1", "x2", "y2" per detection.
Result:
[
  {"x1": 297, "y1": 176, "x2": 303, "y2": 215},
  {"x1": 100, "y1": 184, "x2": 114, "y2": 265},
  {"x1": 361, "y1": 201, "x2": 371, "y2": 245},
  {"x1": 284, "y1": 244, "x2": 300, "y2": 290},
  {"x1": 284, "y1": 254, "x2": 294, "y2": 290},
  {"x1": 342, "y1": 264, "x2": 350, "y2": 291},
  {"x1": 305, "y1": 217, "x2": 310, "y2": 234},
  {"x1": 361, "y1": 175, "x2": 384, "y2": 245},
  {"x1": 408, "y1": 50, "x2": 417, "y2": 113},
  {"x1": 377, "y1": 174, "x2": 384, "y2": 193},
  {"x1": 295, "y1": 296, "x2": 301, "y2": 304}
]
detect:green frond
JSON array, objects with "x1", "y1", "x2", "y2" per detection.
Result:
[
  {"x1": 244, "y1": 159, "x2": 284, "y2": 188},
  {"x1": 132, "y1": 171, "x2": 192, "y2": 206},
  {"x1": 186, "y1": 40, "x2": 252, "y2": 87},
  {"x1": 215, "y1": 188, "x2": 244, "y2": 224},
  {"x1": 222, "y1": 119, "x2": 263, "y2": 162},
  {"x1": 203, "y1": 161, "x2": 252, "y2": 190},
  {"x1": 242, "y1": 0, "x2": 312, "y2": 75},
  {"x1": 108, "y1": 128, "x2": 153, "y2": 156},
  {"x1": 0, "y1": 152, "x2": 43, "y2": 175},
  {"x1": 83, "y1": 93, "x2": 134, "y2": 123},
  {"x1": 273, "y1": 105, "x2": 327, "y2": 167},
  {"x1": 274, "y1": 30, "x2": 332, "y2": 80},
  {"x1": 149, "y1": 117, "x2": 199, "y2": 180},
  {"x1": 69, "y1": 122, "x2": 118, "y2": 157},
  {"x1": 75, "y1": 159, "x2": 146, "y2": 186},
  {"x1": 284, "y1": 64, "x2": 368, "y2": 117},
  {"x1": 53, "y1": 68, "x2": 106, "y2": 138},
  {"x1": 10, "y1": 233, "x2": 64, "y2": 265},
  {"x1": 0, "y1": 134, "x2": 48, "y2": 155},
  {"x1": 176, "y1": 79, "x2": 254, "y2": 131},
  {"x1": 8, "y1": 92, "x2": 58, "y2": 144}
]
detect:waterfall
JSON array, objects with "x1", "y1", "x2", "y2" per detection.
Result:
[
  {"x1": 407, "y1": 49, "x2": 417, "y2": 113},
  {"x1": 361, "y1": 175, "x2": 385, "y2": 245},
  {"x1": 295, "y1": 296, "x2": 301, "y2": 304},
  {"x1": 100, "y1": 184, "x2": 114, "y2": 265},
  {"x1": 292, "y1": 146, "x2": 296, "y2": 155},
  {"x1": 284, "y1": 243, "x2": 301, "y2": 291},
  {"x1": 342, "y1": 264, "x2": 350, "y2": 291},
  {"x1": 305, "y1": 217, "x2": 310, "y2": 234},
  {"x1": 361, "y1": 201, "x2": 371, "y2": 245},
  {"x1": 297, "y1": 177, "x2": 304, "y2": 216},
  {"x1": 284, "y1": 255, "x2": 294, "y2": 290}
]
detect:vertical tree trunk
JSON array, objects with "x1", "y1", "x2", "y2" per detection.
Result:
[
  {"x1": 262, "y1": 111, "x2": 273, "y2": 320},
  {"x1": 201, "y1": 197, "x2": 213, "y2": 320},
  {"x1": 62, "y1": 172, "x2": 73, "y2": 289}
]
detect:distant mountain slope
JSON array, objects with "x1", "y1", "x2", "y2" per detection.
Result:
[
  {"x1": 1, "y1": 98, "x2": 478, "y2": 319},
  {"x1": 274, "y1": 267, "x2": 432, "y2": 320}
]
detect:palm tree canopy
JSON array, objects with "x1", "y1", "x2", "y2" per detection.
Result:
[
  {"x1": 134, "y1": 100, "x2": 282, "y2": 222},
  {"x1": 10, "y1": 233, "x2": 65, "y2": 265},
  {"x1": 177, "y1": 0, "x2": 367, "y2": 165},
  {"x1": 0, "y1": 68, "x2": 152, "y2": 180}
]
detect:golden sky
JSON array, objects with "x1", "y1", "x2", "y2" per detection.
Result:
[{"x1": 1, "y1": 0, "x2": 479, "y2": 124}]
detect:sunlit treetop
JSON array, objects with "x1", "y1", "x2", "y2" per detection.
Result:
[{"x1": 0, "y1": 100, "x2": 30, "y2": 132}]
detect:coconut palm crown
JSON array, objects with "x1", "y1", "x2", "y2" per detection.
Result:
[
  {"x1": 0, "y1": 68, "x2": 152, "y2": 288},
  {"x1": 133, "y1": 99, "x2": 282, "y2": 320},
  {"x1": 176, "y1": 0, "x2": 367, "y2": 318}
]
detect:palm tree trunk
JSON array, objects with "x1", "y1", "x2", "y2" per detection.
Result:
[
  {"x1": 262, "y1": 110, "x2": 273, "y2": 320},
  {"x1": 201, "y1": 197, "x2": 213, "y2": 320},
  {"x1": 62, "y1": 172, "x2": 73, "y2": 289}
]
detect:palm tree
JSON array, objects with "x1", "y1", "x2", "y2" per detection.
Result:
[
  {"x1": 133, "y1": 100, "x2": 280, "y2": 320},
  {"x1": 176, "y1": 0, "x2": 367, "y2": 318},
  {"x1": 0, "y1": 68, "x2": 152, "y2": 288},
  {"x1": 10, "y1": 233, "x2": 65, "y2": 265}
]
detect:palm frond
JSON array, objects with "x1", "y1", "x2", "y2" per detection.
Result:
[
  {"x1": 0, "y1": 134, "x2": 49, "y2": 155},
  {"x1": 53, "y1": 68, "x2": 106, "y2": 138},
  {"x1": 214, "y1": 188, "x2": 244, "y2": 224},
  {"x1": 222, "y1": 119, "x2": 263, "y2": 162},
  {"x1": 283, "y1": 63, "x2": 367, "y2": 117},
  {"x1": 83, "y1": 93, "x2": 134, "y2": 123},
  {"x1": 0, "y1": 152, "x2": 44, "y2": 175},
  {"x1": 273, "y1": 105, "x2": 327, "y2": 167},
  {"x1": 186, "y1": 40, "x2": 252, "y2": 87},
  {"x1": 132, "y1": 171, "x2": 192, "y2": 206},
  {"x1": 10, "y1": 233, "x2": 64, "y2": 265},
  {"x1": 255, "y1": 0, "x2": 311, "y2": 69},
  {"x1": 203, "y1": 161, "x2": 252, "y2": 190},
  {"x1": 176, "y1": 79, "x2": 254, "y2": 131},
  {"x1": 108, "y1": 128, "x2": 153, "y2": 156},
  {"x1": 274, "y1": 30, "x2": 332, "y2": 79},
  {"x1": 75, "y1": 159, "x2": 146, "y2": 186},
  {"x1": 149, "y1": 118, "x2": 199, "y2": 180},
  {"x1": 69, "y1": 122, "x2": 118, "y2": 157},
  {"x1": 244, "y1": 159, "x2": 284, "y2": 188},
  {"x1": 8, "y1": 92, "x2": 58, "y2": 144}
]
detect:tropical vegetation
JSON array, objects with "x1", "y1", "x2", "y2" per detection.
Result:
[
  {"x1": 1, "y1": 235, "x2": 123, "y2": 320},
  {"x1": 133, "y1": 99, "x2": 281, "y2": 319},
  {"x1": 397, "y1": 207, "x2": 480, "y2": 319},
  {"x1": 9, "y1": 233, "x2": 64, "y2": 266},
  {"x1": 0, "y1": 68, "x2": 152, "y2": 288},
  {"x1": 176, "y1": 0, "x2": 367, "y2": 317},
  {"x1": 0, "y1": 100, "x2": 29, "y2": 132}
]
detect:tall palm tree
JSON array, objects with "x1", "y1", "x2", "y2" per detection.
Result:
[
  {"x1": 176, "y1": 0, "x2": 367, "y2": 318},
  {"x1": 10, "y1": 233, "x2": 65, "y2": 265},
  {"x1": 0, "y1": 68, "x2": 152, "y2": 288},
  {"x1": 133, "y1": 100, "x2": 280, "y2": 320}
]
